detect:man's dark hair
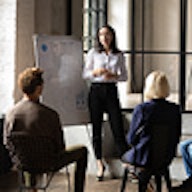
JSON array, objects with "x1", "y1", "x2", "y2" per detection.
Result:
[{"x1": 18, "y1": 67, "x2": 44, "y2": 95}]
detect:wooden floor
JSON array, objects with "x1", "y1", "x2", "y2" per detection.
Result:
[{"x1": 0, "y1": 170, "x2": 181, "y2": 192}]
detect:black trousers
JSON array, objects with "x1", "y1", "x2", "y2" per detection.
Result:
[
  {"x1": 56, "y1": 146, "x2": 88, "y2": 192},
  {"x1": 89, "y1": 83, "x2": 128, "y2": 159}
]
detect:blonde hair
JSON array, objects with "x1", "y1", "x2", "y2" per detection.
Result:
[{"x1": 144, "y1": 71, "x2": 170, "y2": 101}]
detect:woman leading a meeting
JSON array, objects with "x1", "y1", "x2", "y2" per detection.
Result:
[{"x1": 83, "y1": 24, "x2": 129, "y2": 181}]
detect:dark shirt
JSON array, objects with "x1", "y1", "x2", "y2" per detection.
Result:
[{"x1": 4, "y1": 98, "x2": 65, "y2": 163}]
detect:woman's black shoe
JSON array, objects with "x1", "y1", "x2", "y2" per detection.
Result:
[{"x1": 96, "y1": 166, "x2": 106, "y2": 182}]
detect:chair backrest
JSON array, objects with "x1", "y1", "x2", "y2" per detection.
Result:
[
  {"x1": 149, "y1": 123, "x2": 178, "y2": 172},
  {"x1": 8, "y1": 132, "x2": 58, "y2": 174}
]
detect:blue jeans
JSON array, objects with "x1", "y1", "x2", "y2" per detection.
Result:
[{"x1": 180, "y1": 139, "x2": 192, "y2": 177}]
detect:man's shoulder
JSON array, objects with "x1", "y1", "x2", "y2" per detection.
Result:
[
  {"x1": 5, "y1": 100, "x2": 60, "y2": 122},
  {"x1": 38, "y1": 103, "x2": 59, "y2": 117},
  {"x1": 6, "y1": 100, "x2": 25, "y2": 116}
]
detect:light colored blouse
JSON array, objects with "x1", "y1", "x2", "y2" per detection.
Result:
[{"x1": 83, "y1": 48, "x2": 127, "y2": 83}]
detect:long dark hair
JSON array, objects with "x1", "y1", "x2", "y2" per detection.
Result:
[{"x1": 95, "y1": 24, "x2": 120, "y2": 53}]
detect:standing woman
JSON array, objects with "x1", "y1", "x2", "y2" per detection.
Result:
[{"x1": 83, "y1": 25, "x2": 128, "y2": 181}]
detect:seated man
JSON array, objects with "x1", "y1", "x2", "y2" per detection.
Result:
[
  {"x1": 172, "y1": 140, "x2": 192, "y2": 191},
  {"x1": 3, "y1": 67, "x2": 88, "y2": 192}
]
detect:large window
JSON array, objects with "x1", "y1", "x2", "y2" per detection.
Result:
[
  {"x1": 83, "y1": 0, "x2": 107, "y2": 50},
  {"x1": 83, "y1": 0, "x2": 191, "y2": 112}
]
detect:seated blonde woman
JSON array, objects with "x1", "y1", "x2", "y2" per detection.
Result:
[{"x1": 122, "y1": 71, "x2": 181, "y2": 192}]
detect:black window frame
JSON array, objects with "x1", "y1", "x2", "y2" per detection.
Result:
[
  {"x1": 83, "y1": 0, "x2": 107, "y2": 50},
  {"x1": 83, "y1": 0, "x2": 190, "y2": 112}
]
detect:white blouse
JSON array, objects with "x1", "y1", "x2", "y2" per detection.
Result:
[{"x1": 83, "y1": 48, "x2": 127, "y2": 83}]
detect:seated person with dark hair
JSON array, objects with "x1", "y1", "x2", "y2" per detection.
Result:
[{"x1": 3, "y1": 67, "x2": 88, "y2": 192}]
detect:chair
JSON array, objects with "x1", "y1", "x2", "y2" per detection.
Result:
[
  {"x1": 8, "y1": 132, "x2": 70, "y2": 192},
  {"x1": 121, "y1": 124, "x2": 178, "y2": 192}
]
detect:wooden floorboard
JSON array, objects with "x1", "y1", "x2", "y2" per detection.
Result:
[{"x1": 0, "y1": 170, "x2": 181, "y2": 192}]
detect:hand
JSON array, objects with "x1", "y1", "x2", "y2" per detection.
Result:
[
  {"x1": 92, "y1": 68, "x2": 108, "y2": 77},
  {"x1": 104, "y1": 71, "x2": 118, "y2": 80}
]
